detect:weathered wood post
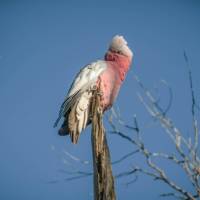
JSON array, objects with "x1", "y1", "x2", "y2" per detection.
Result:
[{"x1": 91, "y1": 89, "x2": 116, "y2": 200}]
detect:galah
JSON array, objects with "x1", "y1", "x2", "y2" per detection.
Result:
[{"x1": 54, "y1": 35, "x2": 133, "y2": 144}]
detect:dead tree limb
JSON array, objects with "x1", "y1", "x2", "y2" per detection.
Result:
[
  {"x1": 107, "y1": 72, "x2": 200, "y2": 199},
  {"x1": 91, "y1": 89, "x2": 116, "y2": 200}
]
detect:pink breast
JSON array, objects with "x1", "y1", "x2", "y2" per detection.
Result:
[{"x1": 97, "y1": 62, "x2": 122, "y2": 110}]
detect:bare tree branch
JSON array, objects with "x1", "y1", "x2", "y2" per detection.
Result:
[
  {"x1": 112, "y1": 150, "x2": 139, "y2": 165},
  {"x1": 107, "y1": 69, "x2": 200, "y2": 199},
  {"x1": 63, "y1": 150, "x2": 89, "y2": 165},
  {"x1": 184, "y1": 51, "x2": 199, "y2": 164},
  {"x1": 91, "y1": 88, "x2": 116, "y2": 200}
]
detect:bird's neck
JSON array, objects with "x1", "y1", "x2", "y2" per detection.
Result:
[{"x1": 104, "y1": 51, "x2": 132, "y2": 81}]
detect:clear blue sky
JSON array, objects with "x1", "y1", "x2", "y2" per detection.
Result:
[{"x1": 0, "y1": 0, "x2": 200, "y2": 199}]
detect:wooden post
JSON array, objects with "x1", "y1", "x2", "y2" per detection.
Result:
[{"x1": 91, "y1": 89, "x2": 116, "y2": 200}]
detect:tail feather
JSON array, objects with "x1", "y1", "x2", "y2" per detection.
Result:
[
  {"x1": 58, "y1": 114, "x2": 69, "y2": 136},
  {"x1": 68, "y1": 102, "x2": 79, "y2": 144},
  {"x1": 58, "y1": 91, "x2": 92, "y2": 144}
]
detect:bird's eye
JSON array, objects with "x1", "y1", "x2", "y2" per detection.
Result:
[{"x1": 116, "y1": 50, "x2": 121, "y2": 54}]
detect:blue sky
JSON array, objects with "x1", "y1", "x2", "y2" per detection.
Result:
[{"x1": 0, "y1": 0, "x2": 200, "y2": 199}]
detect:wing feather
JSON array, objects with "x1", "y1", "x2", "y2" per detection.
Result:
[
  {"x1": 54, "y1": 60, "x2": 107, "y2": 128},
  {"x1": 68, "y1": 89, "x2": 93, "y2": 143},
  {"x1": 67, "y1": 60, "x2": 107, "y2": 97}
]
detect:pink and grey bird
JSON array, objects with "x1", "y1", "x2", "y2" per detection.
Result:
[{"x1": 54, "y1": 35, "x2": 133, "y2": 144}]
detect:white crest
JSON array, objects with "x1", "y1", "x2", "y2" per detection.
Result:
[{"x1": 109, "y1": 35, "x2": 133, "y2": 58}]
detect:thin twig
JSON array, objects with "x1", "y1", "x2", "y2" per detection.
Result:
[{"x1": 112, "y1": 150, "x2": 139, "y2": 165}]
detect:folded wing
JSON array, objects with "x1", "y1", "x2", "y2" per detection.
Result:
[{"x1": 54, "y1": 60, "x2": 107, "y2": 143}]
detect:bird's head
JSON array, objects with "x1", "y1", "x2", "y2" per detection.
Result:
[{"x1": 108, "y1": 35, "x2": 133, "y2": 59}]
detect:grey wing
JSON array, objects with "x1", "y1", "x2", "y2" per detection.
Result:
[{"x1": 53, "y1": 90, "x2": 81, "y2": 127}]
